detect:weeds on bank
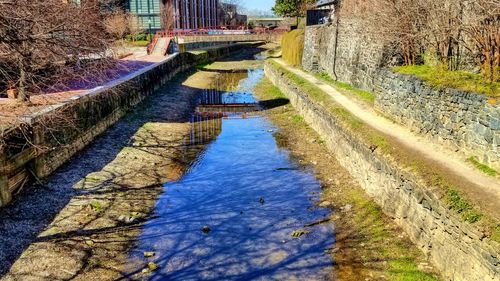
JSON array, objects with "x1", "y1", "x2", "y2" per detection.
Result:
[
  {"x1": 315, "y1": 72, "x2": 376, "y2": 104},
  {"x1": 467, "y1": 156, "x2": 498, "y2": 176},
  {"x1": 394, "y1": 65, "x2": 500, "y2": 97},
  {"x1": 89, "y1": 201, "x2": 103, "y2": 212},
  {"x1": 446, "y1": 190, "x2": 482, "y2": 223}
]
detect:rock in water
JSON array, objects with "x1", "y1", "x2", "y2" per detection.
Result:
[
  {"x1": 202, "y1": 225, "x2": 211, "y2": 234},
  {"x1": 144, "y1": 252, "x2": 156, "y2": 258},
  {"x1": 147, "y1": 262, "x2": 159, "y2": 271}
]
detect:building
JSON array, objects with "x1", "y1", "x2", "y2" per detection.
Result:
[
  {"x1": 306, "y1": 0, "x2": 337, "y2": 26},
  {"x1": 248, "y1": 17, "x2": 284, "y2": 28},
  {"x1": 124, "y1": 0, "x2": 219, "y2": 31},
  {"x1": 217, "y1": 3, "x2": 247, "y2": 27}
]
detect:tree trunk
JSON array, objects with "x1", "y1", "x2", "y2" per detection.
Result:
[{"x1": 17, "y1": 58, "x2": 29, "y2": 103}]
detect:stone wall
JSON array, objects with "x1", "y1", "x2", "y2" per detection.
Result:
[
  {"x1": 0, "y1": 43, "x2": 251, "y2": 208},
  {"x1": 302, "y1": 23, "x2": 500, "y2": 170},
  {"x1": 374, "y1": 69, "x2": 500, "y2": 169},
  {"x1": 302, "y1": 22, "x2": 385, "y2": 91},
  {"x1": 265, "y1": 61, "x2": 500, "y2": 281}
]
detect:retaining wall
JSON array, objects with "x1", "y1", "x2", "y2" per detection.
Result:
[
  {"x1": 0, "y1": 43, "x2": 250, "y2": 208},
  {"x1": 302, "y1": 23, "x2": 500, "y2": 170},
  {"x1": 265, "y1": 61, "x2": 500, "y2": 281}
]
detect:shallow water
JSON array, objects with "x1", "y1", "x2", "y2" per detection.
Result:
[{"x1": 129, "y1": 67, "x2": 335, "y2": 280}]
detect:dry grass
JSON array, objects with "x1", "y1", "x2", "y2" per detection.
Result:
[{"x1": 281, "y1": 29, "x2": 305, "y2": 66}]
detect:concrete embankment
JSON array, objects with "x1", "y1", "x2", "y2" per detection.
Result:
[
  {"x1": 0, "y1": 43, "x2": 255, "y2": 208},
  {"x1": 265, "y1": 60, "x2": 499, "y2": 281}
]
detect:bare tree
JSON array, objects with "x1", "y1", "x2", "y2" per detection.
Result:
[
  {"x1": 0, "y1": 0, "x2": 114, "y2": 103},
  {"x1": 105, "y1": 10, "x2": 129, "y2": 42},
  {"x1": 219, "y1": 0, "x2": 244, "y2": 26},
  {"x1": 339, "y1": 0, "x2": 500, "y2": 81},
  {"x1": 463, "y1": 0, "x2": 500, "y2": 82},
  {"x1": 127, "y1": 14, "x2": 145, "y2": 41}
]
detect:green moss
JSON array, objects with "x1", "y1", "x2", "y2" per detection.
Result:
[
  {"x1": 281, "y1": 29, "x2": 305, "y2": 66},
  {"x1": 491, "y1": 225, "x2": 500, "y2": 242},
  {"x1": 467, "y1": 156, "x2": 498, "y2": 176},
  {"x1": 446, "y1": 190, "x2": 482, "y2": 223},
  {"x1": 389, "y1": 257, "x2": 439, "y2": 281},
  {"x1": 125, "y1": 40, "x2": 150, "y2": 47},
  {"x1": 195, "y1": 62, "x2": 211, "y2": 70},
  {"x1": 315, "y1": 72, "x2": 376, "y2": 104},
  {"x1": 292, "y1": 115, "x2": 304, "y2": 123},
  {"x1": 89, "y1": 201, "x2": 103, "y2": 212},
  {"x1": 394, "y1": 65, "x2": 500, "y2": 97},
  {"x1": 84, "y1": 177, "x2": 102, "y2": 184}
]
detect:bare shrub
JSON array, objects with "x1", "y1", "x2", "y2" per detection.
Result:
[
  {"x1": 339, "y1": 0, "x2": 500, "y2": 81},
  {"x1": 0, "y1": 0, "x2": 114, "y2": 102}
]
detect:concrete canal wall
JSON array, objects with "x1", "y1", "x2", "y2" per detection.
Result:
[{"x1": 0, "y1": 43, "x2": 253, "y2": 208}]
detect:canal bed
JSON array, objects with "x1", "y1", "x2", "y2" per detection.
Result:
[{"x1": 128, "y1": 68, "x2": 335, "y2": 280}]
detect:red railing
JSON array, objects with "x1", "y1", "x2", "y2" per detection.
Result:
[
  {"x1": 147, "y1": 27, "x2": 286, "y2": 55},
  {"x1": 156, "y1": 26, "x2": 285, "y2": 38},
  {"x1": 147, "y1": 33, "x2": 160, "y2": 55}
]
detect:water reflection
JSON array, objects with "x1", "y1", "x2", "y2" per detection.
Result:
[{"x1": 127, "y1": 68, "x2": 335, "y2": 280}]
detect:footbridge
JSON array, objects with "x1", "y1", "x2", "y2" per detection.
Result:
[{"x1": 148, "y1": 29, "x2": 283, "y2": 55}]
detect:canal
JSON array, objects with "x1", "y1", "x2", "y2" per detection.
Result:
[{"x1": 127, "y1": 63, "x2": 335, "y2": 279}]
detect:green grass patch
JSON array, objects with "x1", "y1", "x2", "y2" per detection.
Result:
[
  {"x1": 315, "y1": 73, "x2": 376, "y2": 104},
  {"x1": 269, "y1": 60, "x2": 378, "y2": 136},
  {"x1": 281, "y1": 29, "x2": 305, "y2": 66},
  {"x1": 349, "y1": 189, "x2": 439, "y2": 280},
  {"x1": 446, "y1": 189, "x2": 482, "y2": 223},
  {"x1": 388, "y1": 257, "x2": 439, "y2": 281},
  {"x1": 291, "y1": 115, "x2": 304, "y2": 123},
  {"x1": 467, "y1": 156, "x2": 498, "y2": 176},
  {"x1": 394, "y1": 65, "x2": 500, "y2": 97},
  {"x1": 89, "y1": 201, "x2": 103, "y2": 212}
]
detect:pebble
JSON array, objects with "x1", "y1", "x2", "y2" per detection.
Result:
[
  {"x1": 319, "y1": 201, "x2": 332, "y2": 208},
  {"x1": 147, "y1": 262, "x2": 159, "y2": 271},
  {"x1": 202, "y1": 226, "x2": 211, "y2": 234},
  {"x1": 144, "y1": 252, "x2": 156, "y2": 258},
  {"x1": 341, "y1": 204, "x2": 353, "y2": 212}
]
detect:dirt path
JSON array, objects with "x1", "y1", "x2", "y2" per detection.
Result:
[{"x1": 274, "y1": 59, "x2": 500, "y2": 220}]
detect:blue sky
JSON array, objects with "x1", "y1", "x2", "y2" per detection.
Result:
[{"x1": 242, "y1": 0, "x2": 275, "y2": 13}]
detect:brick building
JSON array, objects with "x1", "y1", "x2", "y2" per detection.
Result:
[{"x1": 125, "y1": 0, "x2": 219, "y2": 31}]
